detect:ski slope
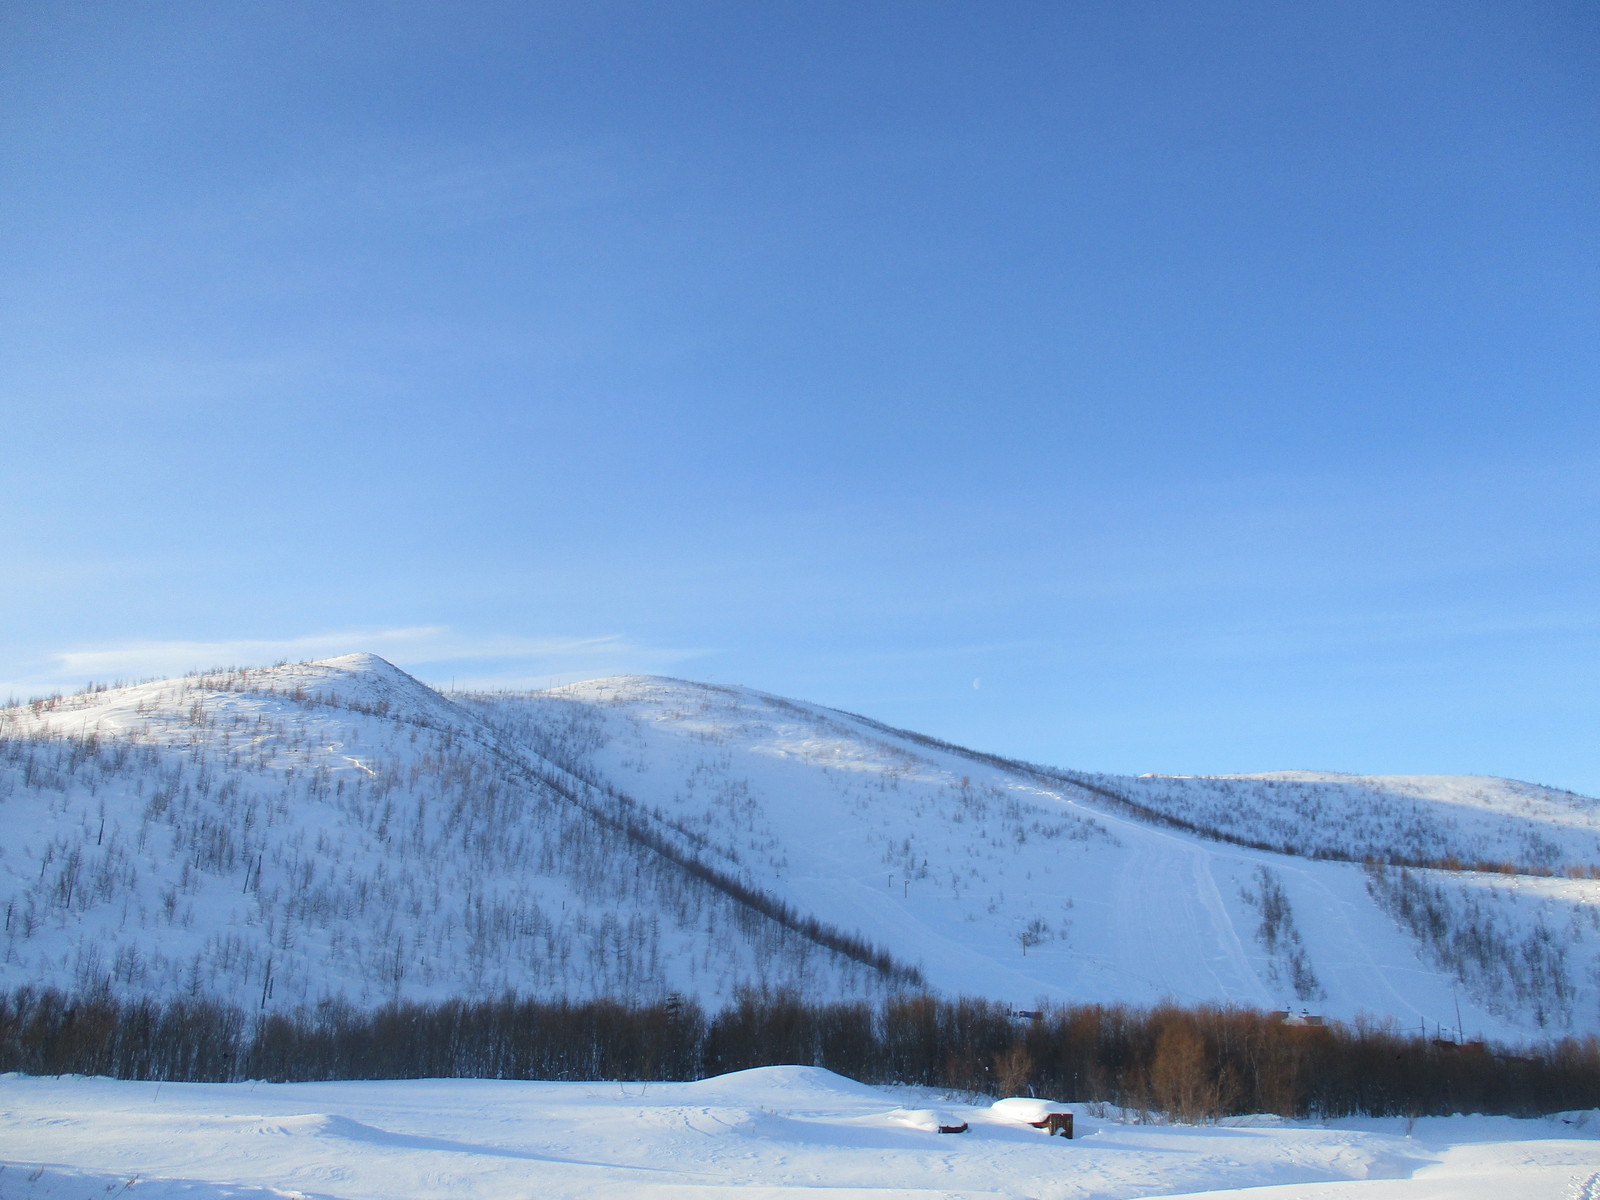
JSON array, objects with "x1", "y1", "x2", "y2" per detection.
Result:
[{"x1": 471, "y1": 675, "x2": 1600, "y2": 1040}]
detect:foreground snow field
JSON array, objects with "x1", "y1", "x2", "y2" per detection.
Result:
[{"x1": 2, "y1": 1068, "x2": 1597, "y2": 1200}]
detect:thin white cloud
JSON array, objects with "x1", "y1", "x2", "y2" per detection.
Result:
[
  {"x1": 2, "y1": 627, "x2": 709, "y2": 702},
  {"x1": 54, "y1": 627, "x2": 452, "y2": 677}
]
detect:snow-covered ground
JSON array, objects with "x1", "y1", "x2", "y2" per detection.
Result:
[{"x1": 2, "y1": 1067, "x2": 1597, "y2": 1200}]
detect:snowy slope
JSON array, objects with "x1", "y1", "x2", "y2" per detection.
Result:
[
  {"x1": 3, "y1": 656, "x2": 1598, "y2": 1041},
  {"x1": 4, "y1": 1069, "x2": 1599, "y2": 1200},
  {"x1": 0, "y1": 657, "x2": 904, "y2": 1011},
  {"x1": 467, "y1": 676, "x2": 1600, "y2": 1040},
  {"x1": 1077, "y1": 768, "x2": 1600, "y2": 871}
]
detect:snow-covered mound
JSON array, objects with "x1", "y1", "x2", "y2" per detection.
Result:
[
  {"x1": 678, "y1": 1065, "x2": 893, "y2": 1103},
  {"x1": 886, "y1": 1106, "x2": 961, "y2": 1131},
  {"x1": 991, "y1": 1096, "x2": 1071, "y2": 1125},
  {"x1": 3, "y1": 657, "x2": 1599, "y2": 1041}
]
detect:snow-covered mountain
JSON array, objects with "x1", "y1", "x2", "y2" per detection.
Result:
[{"x1": 3, "y1": 655, "x2": 1597, "y2": 1042}]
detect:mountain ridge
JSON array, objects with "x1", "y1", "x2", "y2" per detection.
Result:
[{"x1": 3, "y1": 653, "x2": 1596, "y2": 1042}]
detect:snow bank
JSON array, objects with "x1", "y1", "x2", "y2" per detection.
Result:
[
  {"x1": 991, "y1": 1096, "x2": 1070, "y2": 1124},
  {"x1": 679, "y1": 1065, "x2": 891, "y2": 1102},
  {"x1": 886, "y1": 1108, "x2": 964, "y2": 1132}
]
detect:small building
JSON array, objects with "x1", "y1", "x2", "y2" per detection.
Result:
[{"x1": 1280, "y1": 1009, "x2": 1325, "y2": 1028}]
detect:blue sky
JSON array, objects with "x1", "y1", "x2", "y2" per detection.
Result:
[{"x1": 3, "y1": 2, "x2": 1597, "y2": 791}]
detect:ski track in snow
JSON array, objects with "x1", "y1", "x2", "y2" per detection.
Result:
[{"x1": 1104, "y1": 803, "x2": 1261, "y2": 1005}]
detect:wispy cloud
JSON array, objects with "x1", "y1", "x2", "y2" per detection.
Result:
[
  {"x1": 53, "y1": 627, "x2": 450, "y2": 677},
  {"x1": 2, "y1": 627, "x2": 710, "y2": 701}
]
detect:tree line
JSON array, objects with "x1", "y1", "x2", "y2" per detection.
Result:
[{"x1": 3, "y1": 987, "x2": 1596, "y2": 1120}]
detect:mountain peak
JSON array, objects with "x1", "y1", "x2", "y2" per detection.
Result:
[{"x1": 313, "y1": 651, "x2": 401, "y2": 673}]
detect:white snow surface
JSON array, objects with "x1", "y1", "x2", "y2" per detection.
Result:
[
  {"x1": 4, "y1": 656, "x2": 1600, "y2": 1039},
  {"x1": 466, "y1": 674, "x2": 1600, "y2": 1039},
  {"x1": 992, "y1": 1097, "x2": 1069, "y2": 1125},
  {"x1": 3, "y1": 1067, "x2": 1598, "y2": 1200}
]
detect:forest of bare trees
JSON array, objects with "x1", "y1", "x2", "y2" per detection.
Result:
[{"x1": 3, "y1": 987, "x2": 1595, "y2": 1121}]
